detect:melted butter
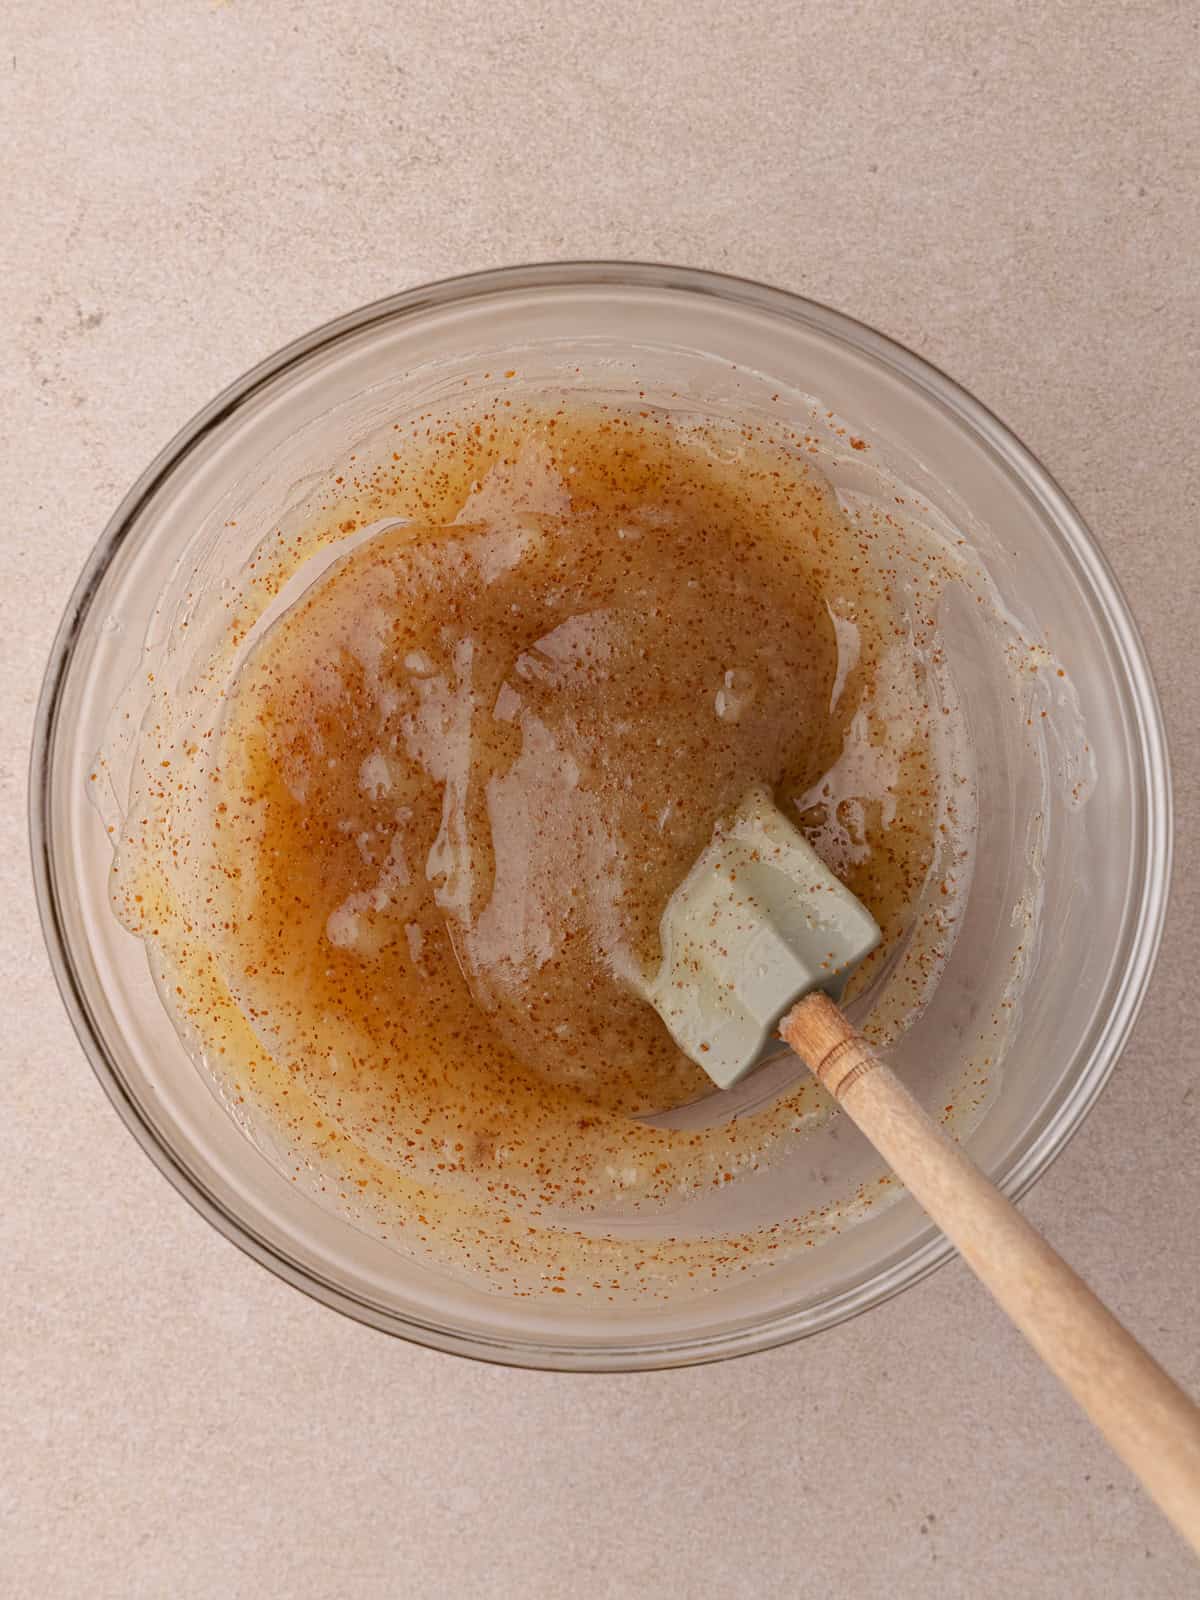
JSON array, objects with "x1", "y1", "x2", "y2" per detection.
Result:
[{"x1": 112, "y1": 401, "x2": 966, "y2": 1296}]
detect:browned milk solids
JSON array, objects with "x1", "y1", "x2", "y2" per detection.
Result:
[{"x1": 115, "y1": 403, "x2": 961, "y2": 1297}]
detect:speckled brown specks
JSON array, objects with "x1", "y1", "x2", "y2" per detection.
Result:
[{"x1": 112, "y1": 401, "x2": 970, "y2": 1299}]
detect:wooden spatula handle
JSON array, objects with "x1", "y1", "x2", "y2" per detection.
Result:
[{"x1": 783, "y1": 992, "x2": 1200, "y2": 1555}]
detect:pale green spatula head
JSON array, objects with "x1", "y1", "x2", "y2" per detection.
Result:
[{"x1": 641, "y1": 786, "x2": 881, "y2": 1091}]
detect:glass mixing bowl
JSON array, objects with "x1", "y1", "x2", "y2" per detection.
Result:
[{"x1": 31, "y1": 263, "x2": 1170, "y2": 1370}]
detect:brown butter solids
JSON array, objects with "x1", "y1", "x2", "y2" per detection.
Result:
[
  {"x1": 216, "y1": 409, "x2": 931, "y2": 1200},
  {"x1": 116, "y1": 401, "x2": 956, "y2": 1295}
]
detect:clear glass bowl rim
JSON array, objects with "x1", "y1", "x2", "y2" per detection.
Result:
[{"x1": 29, "y1": 260, "x2": 1173, "y2": 1371}]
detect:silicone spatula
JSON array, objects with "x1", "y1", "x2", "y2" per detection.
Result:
[{"x1": 640, "y1": 787, "x2": 1200, "y2": 1555}]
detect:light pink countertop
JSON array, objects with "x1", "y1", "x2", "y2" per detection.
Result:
[{"x1": 3, "y1": 2, "x2": 1197, "y2": 1593}]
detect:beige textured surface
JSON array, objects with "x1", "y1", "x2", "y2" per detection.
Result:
[{"x1": 3, "y1": 2, "x2": 1198, "y2": 1594}]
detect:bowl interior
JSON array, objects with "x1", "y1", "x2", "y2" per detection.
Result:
[{"x1": 33, "y1": 265, "x2": 1169, "y2": 1368}]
